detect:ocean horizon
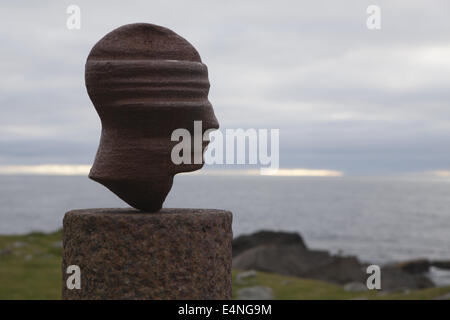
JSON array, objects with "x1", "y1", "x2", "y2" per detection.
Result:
[{"x1": 1, "y1": 173, "x2": 449, "y2": 266}]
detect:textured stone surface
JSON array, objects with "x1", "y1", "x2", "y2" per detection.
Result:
[
  {"x1": 62, "y1": 208, "x2": 232, "y2": 300},
  {"x1": 86, "y1": 23, "x2": 219, "y2": 211}
]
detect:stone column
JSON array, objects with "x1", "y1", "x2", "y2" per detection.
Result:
[{"x1": 62, "y1": 208, "x2": 232, "y2": 300}]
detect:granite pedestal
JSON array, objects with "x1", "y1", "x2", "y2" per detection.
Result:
[{"x1": 62, "y1": 208, "x2": 232, "y2": 300}]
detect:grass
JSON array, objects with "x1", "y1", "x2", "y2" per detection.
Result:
[
  {"x1": 0, "y1": 230, "x2": 449, "y2": 300},
  {"x1": 232, "y1": 270, "x2": 450, "y2": 300},
  {"x1": 0, "y1": 230, "x2": 62, "y2": 299}
]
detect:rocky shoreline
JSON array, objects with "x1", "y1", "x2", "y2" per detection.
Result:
[{"x1": 233, "y1": 230, "x2": 450, "y2": 292}]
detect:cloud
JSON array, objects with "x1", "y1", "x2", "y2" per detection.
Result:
[
  {"x1": 1, "y1": 1, "x2": 450, "y2": 174},
  {"x1": 0, "y1": 164, "x2": 343, "y2": 177},
  {"x1": 0, "y1": 164, "x2": 91, "y2": 175}
]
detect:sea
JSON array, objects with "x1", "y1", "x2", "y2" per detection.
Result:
[{"x1": 0, "y1": 174, "x2": 449, "y2": 284}]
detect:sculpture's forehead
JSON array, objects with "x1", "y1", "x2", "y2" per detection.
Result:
[{"x1": 87, "y1": 23, "x2": 202, "y2": 63}]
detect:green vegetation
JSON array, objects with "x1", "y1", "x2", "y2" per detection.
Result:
[
  {"x1": 0, "y1": 230, "x2": 449, "y2": 300},
  {"x1": 0, "y1": 230, "x2": 62, "y2": 299},
  {"x1": 232, "y1": 270, "x2": 450, "y2": 300}
]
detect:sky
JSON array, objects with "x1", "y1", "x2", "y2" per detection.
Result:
[{"x1": 1, "y1": 1, "x2": 450, "y2": 175}]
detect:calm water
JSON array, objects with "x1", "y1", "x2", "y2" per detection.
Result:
[{"x1": 0, "y1": 174, "x2": 449, "y2": 265}]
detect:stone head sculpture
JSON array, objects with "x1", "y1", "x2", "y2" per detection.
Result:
[{"x1": 85, "y1": 23, "x2": 219, "y2": 212}]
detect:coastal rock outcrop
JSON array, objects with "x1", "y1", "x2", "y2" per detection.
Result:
[
  {"x1": 233, "y1": 230, "x2": 435, "y2": 291},
  {"x1": 233, "y1": 231, "x2": 366, "y2": 284}
]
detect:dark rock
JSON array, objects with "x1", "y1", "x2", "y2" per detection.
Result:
[
  {"x1": 233, "y1": 241, "x2": 366, "y2": 284},
  {"x1": 432, "y1": 260, "x2": 450, "y2": 270},
  {"x1": 233, "y1": 231, "x2": 436, "y2": 291},
  {"x1": 304, "y1": 255, "x2": 366, "y2": 284},
  {"x1": 232, "y1": 230, "x2": 307, "y2": 257},
  {"x1": 86, "y1": 23, "x2": 219, "y2": 212},
  {"x1": 381, "y1": 265, "x2": 434, "y2": 291},
  {"x1": 233, "y1": 244, "x2": 314, "y2": 277},
  {"x1": 394, "y1": 259, "x2": 430, "y2": 274}
]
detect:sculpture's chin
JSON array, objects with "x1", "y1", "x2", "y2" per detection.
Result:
[{"x1": 89, "y1": 175, "x2": 174, "y2": 212}]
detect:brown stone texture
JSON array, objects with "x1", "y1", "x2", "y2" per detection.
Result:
[
  {"x1": 62, "y1": 208, "x2": 232, "y2": 300},
  {"x1": 86, "y1": 23, "x2": 219, "y2": 212}
]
